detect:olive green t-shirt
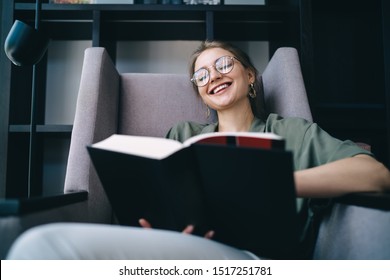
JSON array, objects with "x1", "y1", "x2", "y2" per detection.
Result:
[
  {"x1": 166, "y1": 113, "x2": 373, "y2": 171},
  {"x1": 166, "y1": 113, "x2": 373, "y2": 244}
]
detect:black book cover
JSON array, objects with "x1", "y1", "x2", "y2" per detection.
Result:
[{"x1": 88, "y1": 141, "x2": 299, "y2": 259}]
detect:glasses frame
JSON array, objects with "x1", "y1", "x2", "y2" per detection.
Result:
[{"x1": 191, "y1": 56, "x2": 237, "y2": 87}]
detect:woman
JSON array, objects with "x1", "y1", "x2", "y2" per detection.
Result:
[
  {"x1": 167, "y1": 41, "x2": 390, "y2": 198},
  {"x1": 7, "y1": 41, "x2": 390, "y2": 260}
]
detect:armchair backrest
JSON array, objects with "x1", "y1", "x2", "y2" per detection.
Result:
[
  {"x1": 262, "y1": 47, "x2": 312, "y2": 121},
  {"x1": 118, "y1": 73, "x2": 216, "y2": 137},
  {"x1": 64, "y1": 46, "x2": 312, "y2": 224}
]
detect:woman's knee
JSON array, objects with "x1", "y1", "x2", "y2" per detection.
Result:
[
  {"x1": 7, "y1": 223, "x2": 76, "y2": 259},
  {"x1": 7, "y1": 223, "x2": 258, "y2": 260}
]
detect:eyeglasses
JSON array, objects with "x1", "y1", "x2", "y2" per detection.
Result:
[{"x1": 191, "y1": 56, "x2": 237, "y2": 87}]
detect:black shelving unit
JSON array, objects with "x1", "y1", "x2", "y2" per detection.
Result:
[
  {"x1": 0, "y1": 0, "x2": 303, "y2": 199},
  {"x1": 308, "y1": 0, "x2": 389, "y2": 166}
]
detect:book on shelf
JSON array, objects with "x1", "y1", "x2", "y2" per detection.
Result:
[
  {"x1": 50, "y1": 0, "x2": 92, "y2": 3},
  {"x1": 50, "y1": 0, "x2": 135, "y2": 4},
  {"x1": 87, "y1": 132, "x2": 299, "y2": 258}
]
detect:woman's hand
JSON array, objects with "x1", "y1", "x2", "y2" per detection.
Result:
[{"x1": 139, "y1": 218, "x2": 214, "y2": 239}]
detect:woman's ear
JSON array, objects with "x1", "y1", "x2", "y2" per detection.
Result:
[{"x1": 247, "y1": 69, "x2": 256, "y2": 84}]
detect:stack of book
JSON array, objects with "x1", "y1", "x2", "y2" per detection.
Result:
[{"x1": 183, "y1": 0, "x2": 220, "y2": 4}]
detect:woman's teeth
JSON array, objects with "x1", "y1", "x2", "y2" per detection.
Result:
[{"x1": 213, "y1": 83, "x2": 229, "y2": 94}]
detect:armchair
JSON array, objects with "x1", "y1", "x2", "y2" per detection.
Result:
[{"x1": 64, "y1": 46, "x2": 313, "y2": 226}]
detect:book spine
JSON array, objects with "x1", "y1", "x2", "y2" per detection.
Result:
[{"x1": 235, "y1": 136, "x2": 285, "y2": 150}]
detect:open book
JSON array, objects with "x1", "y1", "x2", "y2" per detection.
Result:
[
  {"x1": 87, "y1": 132, "x2": 299, "y2": 259},
  {"x1": 91, "y1": 131, "x2": 285, "y2": 160}
]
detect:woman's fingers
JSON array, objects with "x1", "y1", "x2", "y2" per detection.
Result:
[
  {"x1": 182, "y1": 225, "x2": 195, "y2": 234},
  {"x1": 183, "y1": 225, "x2": 215, "y2": 239},
  {"x1": 204, "y1": 230, "x2": 215, "y2": 239},
  {"x1": 138, "y1": 218, "x2": 152, "y2": 229},
  {"x1": 139, "y1": 220, "x2": 214, "y2": 239}
]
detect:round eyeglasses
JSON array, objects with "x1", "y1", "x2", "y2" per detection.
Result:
[{"x1": 191, "y1": 56, "x2": 236, "y2": 87}]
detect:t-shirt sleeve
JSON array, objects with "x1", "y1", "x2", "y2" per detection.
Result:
[
  {"x1": 296, "y1": 122, "x2": 373, "y2": 170},
  {"x1": 265, "y1": 114, "x2": 373, "y2": 170}
]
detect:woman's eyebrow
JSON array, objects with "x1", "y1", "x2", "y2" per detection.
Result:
[
  {"x1": 195, "y1": 57, "x2": 218, "y2": 71},
  {"x1": 194, "y1": 61, "x2": 208, "y2": 71}
]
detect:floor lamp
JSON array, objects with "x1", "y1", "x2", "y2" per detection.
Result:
[{"x1": 4, "y1": 0, "x2": 49, "y2": 197}]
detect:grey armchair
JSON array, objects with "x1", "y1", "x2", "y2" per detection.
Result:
[{"x1": 63, "y1": 46, "x2": 313, "y2": 226}]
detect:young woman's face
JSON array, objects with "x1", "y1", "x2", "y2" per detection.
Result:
[{"x1": 194, "y1": 47, "x2": 255, "y2": 111}]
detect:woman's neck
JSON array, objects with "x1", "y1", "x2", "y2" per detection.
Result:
[{"x1": 217, "y1": 104, "x2": 254, "y2": 132}]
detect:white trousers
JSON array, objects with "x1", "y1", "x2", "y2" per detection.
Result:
[{"x1": 6, "y1": 223, "x2": 259, "y2": 260}]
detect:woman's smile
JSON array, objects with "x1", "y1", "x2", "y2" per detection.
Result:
[{"x1": 208, "y1": 82, "x2": 232, "y2": 95}]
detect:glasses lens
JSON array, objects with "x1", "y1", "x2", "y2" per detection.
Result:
[
  {"x1": 215, "y1": 56, "x2": 234, "y2": 74},
  {"x1": 192, "y1": 68, "x2": 209, "y2": 87},
  {"x1": 191, "y1": 56, "x2": 235, "y2": 87}
]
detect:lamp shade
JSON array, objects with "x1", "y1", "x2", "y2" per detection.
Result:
[{"x1": 4, "y1": 20, "x2": 49, "y2": 66}]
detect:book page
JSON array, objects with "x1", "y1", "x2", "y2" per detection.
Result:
[
  {"x1": 92, "y1": 134, "x2": 183, "y2": 160},
  {"x1": 183, "y1": 131, "x2": 284, "y2": 147}
]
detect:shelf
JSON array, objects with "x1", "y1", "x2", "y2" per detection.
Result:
[
  {"x1": 0, "y1": 191, "x2": 88, "y2": 216},
  {"x1": 37, "y1": 124, "x2": 73, "y2": 133},
  {"x1": 9, "y1": 124, "x2": 73, "y2": 134},
  {"x1": 14, "y1": 3, "x2": 298, "y2": 41},
  {"x1": 16, "y1": 3, "x2": 295, "y2": 12},
  {"x1": 15, "y1": 3, "x2": 296, "y2": 20}
]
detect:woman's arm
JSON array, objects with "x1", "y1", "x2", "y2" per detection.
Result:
[{"x1": 294, "y1": 154, "x2": 390, "y2": 198}]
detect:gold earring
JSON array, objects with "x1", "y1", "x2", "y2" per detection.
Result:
[{"x1": 249, "y1": 83, "x2": 256, "y2": 98}]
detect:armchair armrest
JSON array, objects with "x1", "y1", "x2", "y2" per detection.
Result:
[
  {"x1": 336, "y1": 192, "x2": 390, "y2": 210},
  {"x1": 313, "y1": 192, "x2": 390, "y2": 259},
  {"x1": 0, "y1": 192, "x2": 89, "y2": 259},
  {"x1": 0, "y1": 191, "x2": 88, "y2": 216}
]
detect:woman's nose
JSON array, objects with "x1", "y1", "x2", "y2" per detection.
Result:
[{"x1": 209, "y1": 67, "x2": 222, "y2": 84}]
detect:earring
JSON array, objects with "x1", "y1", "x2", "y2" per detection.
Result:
[{"x1": 249, "y1": 83, "x2": 257, "y2": 99}]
